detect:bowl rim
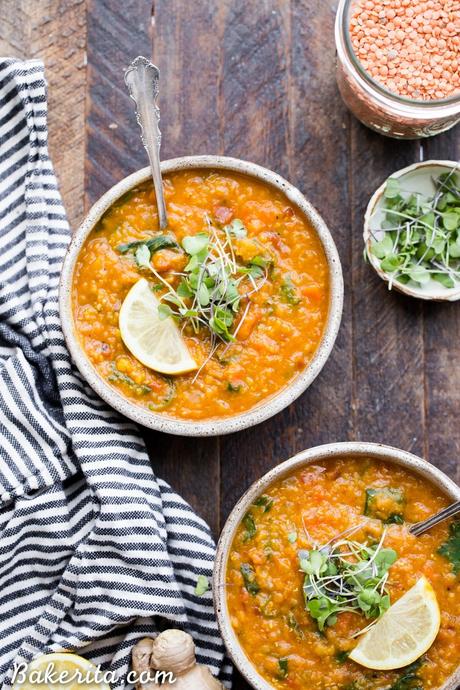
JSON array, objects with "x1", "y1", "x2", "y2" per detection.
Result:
[
  {"x1": 59, "y1": 155, "x2": 344, "y2": 436},
  {"x1": 213, "y1": 441, "x2": 460, "y2": 690},
  {"x1": 364, "y1": 159, "x2": 460, "y2": 302}
]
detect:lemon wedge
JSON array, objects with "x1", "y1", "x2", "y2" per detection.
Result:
[
  {"x1": 349, "y1": 576, "x2": 440, "y2": 670},
  {"x1": 119, "y1": 278, "x2": 198, "y2": 375},
  {"x1": 12, "y1": 652, "x2": 111, "y2": 690}
]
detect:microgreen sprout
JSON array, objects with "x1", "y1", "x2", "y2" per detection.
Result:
[
  {"x1": 194, "y1": 574, "x2": 210, "y2": 597},
  {"x1": 367, "y1": 168, "x2": 460, "y2": 291},
  {"x1": 299, "y1": 524, "x2": 397, "y2": 632},
  {"x1": 119, "y1": 216, "x2": 271, "y2": 370},
  {"x1": 240, "y1": 562, "x2": 260, "y2": 595}
]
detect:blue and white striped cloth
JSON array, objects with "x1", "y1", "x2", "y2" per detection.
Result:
[{"x1": 0, "y1": 58, "x2": 230, "y2": 688}]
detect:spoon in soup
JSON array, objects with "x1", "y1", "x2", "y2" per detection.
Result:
[
  {"x1": 124, "y1": 56, "x2": 168, "y2": 230},
  {"x1": 409, "y1": 500, "x2": 460, "y2": 536}
]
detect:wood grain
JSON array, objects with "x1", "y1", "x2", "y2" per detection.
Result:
[
  {"x1": 12, "y1": 1, "x2": 457, "y2": 687},
  {"x1": 424, "y1": 131, "x2": 460, "y2": 483},
  {"x1": 152, "y1": 0, "x2": 223, "y2": 158},
  {"x1": 218, "y1": 1, "x2": 295, "y2": 533},
  {"x1": 85, "y1": 0, "x2": 153, "y2": 208},
  {"x1": 214, "y1": 2, "x2": 354, "y2": 686},
  {"x1": 219, "y1": 0, "x2": 354, "y2": 530},
  {"x1": 85, "y1": 0, "x2": 224, "y2": 522},
  {"x1": 287, "y1": 0, "x2": 353, "y2": 454},
  {"x1": 350, "y1": 128, "x2": 426, "y2": 455},
  {"x1": 0, "y1": 1, "x2": 29, "y2": 57},
  {"x1": 146, "y1": 0, "x2": 222, "y2": 537},
  {"x1": 0, "y1": 0, "x2": 86, "y2": 229}
]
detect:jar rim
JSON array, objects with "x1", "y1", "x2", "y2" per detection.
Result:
[{"x1": 337, "y1": 0, "x2": 460, "y2": 110}]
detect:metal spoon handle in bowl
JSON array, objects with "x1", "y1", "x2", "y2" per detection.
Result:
[
  {"x1": 409, "y1": 500, "x2": 460, "y2": 537},
  {"x1": 124, "y1": 56, "x2": 168, "y2": 230}
]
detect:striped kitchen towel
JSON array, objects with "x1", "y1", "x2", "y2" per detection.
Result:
[{"x1": 0, "y1": 58, "x2": 230, "y2": 688}]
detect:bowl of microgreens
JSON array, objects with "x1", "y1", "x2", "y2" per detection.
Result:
[{"x1": 364, "y1": 161, "x2": 460, "y2": 301}]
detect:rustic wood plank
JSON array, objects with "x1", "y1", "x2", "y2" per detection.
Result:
[
  {"x1": 149, "y1": 0, "x2": 220, "y2": 537},
  {"x1": 423, "y1": 132, "x2": 460, "y2": 483},
  {"x1": 286, "y1": 0, "x2": 353, "y2": 453},
  {"x1": 86, "y1": 0, "x2": 153, "y2": 208},
  {"x1": 152, "y1": 0, "x2": 224, "y2": 159},
  {"x1": 216, "y1": 4, "x2": 353, "y2": 685},
  {"x1": 9, "y1": 5, "x2": 459, "y2": 689},
  {"x1": 197, "y1": 3, "x2": 300, "y2": 685},
  {"x1": 0, "y1": 0, "x2": 86, "y2": 229},
  {"x1": 220, "y1": 0, "x2": 353, "y2": 526},
  {"x1": 350, "y1": 127, "x2": 425, "y2": 454},
  {"x1": 218, "y1": 1, "x2": 290, "y2": 175},
  {"x1": 147, "y1": 0, "x2": 224, "y2": 536},
  {"x1": 0, "y1": 1, "x2": 29, "y2": 56},
  {"x1": 144, "y1": 434, "x2": 221, "y2": 535},
  {"x1": 86, "y1": 0, "x2": 222, "y2": 535},
  {"x1": 217, "y1": 1, "x2": 293, "y2": 536}
]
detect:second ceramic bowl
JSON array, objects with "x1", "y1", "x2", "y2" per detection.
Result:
[
  {"x1": 59, "y1": 156, "x2": 343, "y2": 436},
  {"x1": 213, "y1": 441, "x2": 460, "y2": 690}
]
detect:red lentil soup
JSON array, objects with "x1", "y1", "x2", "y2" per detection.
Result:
[
  {"x1": 226, "y1": 458, "x2": 460, "y2": 690},
  {"x1": 72, "y1": 170, "x2": 330, "y2": 421}
]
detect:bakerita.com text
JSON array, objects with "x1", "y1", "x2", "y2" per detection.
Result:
[{"x1": 12, "y1": 662, "x2": 176, "y2": 686}]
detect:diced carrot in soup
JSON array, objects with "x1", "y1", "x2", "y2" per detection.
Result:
[{"x1": 151, "y1": 248, "x2": 188, "y2": 273}]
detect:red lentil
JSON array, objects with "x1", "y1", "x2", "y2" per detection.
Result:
[{"x1": 349, "y1": 0, "x2": 460, "y2": 100}]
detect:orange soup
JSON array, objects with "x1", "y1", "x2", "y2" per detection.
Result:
[
  {"x1": 72, "y1": 170, "x2": 329, "y2": 420},
  {"x1": 226, "y1": 458, "x2": 460, "y2": 689}
]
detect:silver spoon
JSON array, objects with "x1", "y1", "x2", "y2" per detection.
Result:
[
  {"x1": 409, "y1": 500, "x2": 460, "y2": 537},
  {"x1": 124, "y1": 56, "x2": 168, "y2": 230}
]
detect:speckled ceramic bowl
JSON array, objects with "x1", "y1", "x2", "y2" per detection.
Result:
[
  {"x1": 213, "y1": 441, "x2": 460, "y2": 690},
  {"x1": 364, "y1": 160, "x2": 460, "y2": 301},
  {"x1": 59, "y1": 156, "x2": 343, "y2": 436}
]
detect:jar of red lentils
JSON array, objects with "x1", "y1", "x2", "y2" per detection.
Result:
[{"x1": 335, "y1": 0, "x2": 460, "y2": 138}]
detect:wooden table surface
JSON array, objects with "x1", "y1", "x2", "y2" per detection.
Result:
[{"x1": 1, "y1": 1, "x2": 459, "y2": 687}]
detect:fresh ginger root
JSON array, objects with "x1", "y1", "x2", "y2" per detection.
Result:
[
  {"x1": 132, "y1": 629, "x2": 223, "y2": 690},
  {"x1": 132, "y1": 638, "x2": 157, "y2": 690}
]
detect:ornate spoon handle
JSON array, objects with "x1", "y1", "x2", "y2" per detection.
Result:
[
  {"x1": 124, "y1": 56, "x2": 168, "y2": 230},
  {"x1": 409, "y1": 500, "x2": 460, "y2": 537}
]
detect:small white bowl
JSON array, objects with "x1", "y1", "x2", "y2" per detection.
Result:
[
  {"x1": 364, "y1": 160, "x2": 460, "y2": 301},
  {"x1": 214, "y1": 441, "x2": 460, "y2": 690},
  {"x1": 59, "y1": 156, "x2": 343, "y2": 436}
]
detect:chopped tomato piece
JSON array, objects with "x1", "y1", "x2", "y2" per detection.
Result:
[{"x1": 214, "y1": 205, "x2": 234, "y2": 225}]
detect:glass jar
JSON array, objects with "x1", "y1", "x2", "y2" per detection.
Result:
[{"x1": 335, "y1": 0, "x2": 460, "y2": 139}]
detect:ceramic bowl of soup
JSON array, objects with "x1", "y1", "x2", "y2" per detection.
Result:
[
  {"x1": 59, "y1": 156, "x2": 343, "y2": 436},
  {"x1": 214, "y1": 442, "x2": 460, "y2": 690}
]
